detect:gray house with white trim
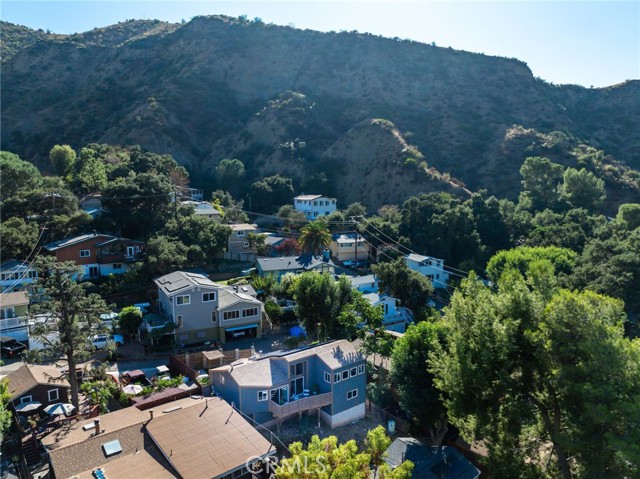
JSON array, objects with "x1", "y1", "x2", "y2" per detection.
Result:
[
  {"x1": 211, "y1": 340, "x2": 365, "y2": 429},
  {"x1": 154, "y1": 271, "x2": 263, "y2": 345}
]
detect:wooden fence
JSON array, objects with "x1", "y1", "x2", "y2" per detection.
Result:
[{"x1": 365, "y1": 399, "x2": 410, "y2": 433}]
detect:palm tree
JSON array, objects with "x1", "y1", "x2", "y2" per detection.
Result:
[{"x1": 298, "y1": 220, "x2": 331, "y2": 255}]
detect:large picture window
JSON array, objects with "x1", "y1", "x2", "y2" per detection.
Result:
[{"x1": 223, "y1": 310, "x2": 240, "y2": 321}]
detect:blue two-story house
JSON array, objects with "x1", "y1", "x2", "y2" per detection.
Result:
[{"x1": 210, "y1": 340, "x2": 366, "y2": 429}]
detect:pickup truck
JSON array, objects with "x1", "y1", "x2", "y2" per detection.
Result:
[{"x1": 0, "y1": 335, "x2": 27, "y2": 358}]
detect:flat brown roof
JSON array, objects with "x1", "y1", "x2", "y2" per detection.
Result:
[{"x1": 146, "y1": 397, "x2": 274, "y2": 479}]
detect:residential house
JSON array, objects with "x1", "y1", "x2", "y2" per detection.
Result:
[
  {"x1": 0, "y1": 260, "x2": 39, "y2": 292},
  {"x1": 329, "y1": 234, "x2": 370, "y2": 262},
  {"x1": 255, "y1": 255, "x2": 335, "y2": 281},
  {"x1": 264, "y1": 235, "x2": 287, "y2": 256},
  {"x1": 362, "y1": 293, "x2": 413, "y2": 333},
  {"x1": 79, "y1": 194, "x2": 105, "y2": 218},
  {"x1": 42, "y1": 396, "x2": 274, "y2": 479},
  {"x1": 211, "y1": 340, "x2": 366, "y2": 429},
  {"x1": 293, "y1": 194, "x2": 337, "y2": 220},
  {"x1": 43, "y1": 233, "x2": 145, "y2": 279},
  {"x1": 347, "y1": 275, "x2": 413, "y2": 333},
  {"x1": 176, "y1": 186, "x2": 204, "y2": 201},
  {"x1": 405, "y1": 253, "x2": 450, "y2": 289},
  {"x1": 182, "y1": 200, "x2": 222, "y2": 221},
  {"x1": 6, "y1": 364, "x2": 71, "y2": 414},
  {"x1": 0, "y1": 291, "x2": 30, "y2": 341},
  {"x1": 154, "y1": 271, "x2": 263, "y2": 345},
  {"x1": 383, "y1": 437, "x2": 480, "y2": 479},
  {"x1": 225, "y1": 224, "x2": 259, "y2": 261},
  {"x1": 348, "y1": 274, "x2": 379, "y2": 294}
]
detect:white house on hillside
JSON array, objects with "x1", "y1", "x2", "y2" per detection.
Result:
[
  {"x1": 294, "y1": 194, "x2": 337, "y2": 220},
  {"x1": 405, "y1": 253, "x2": 449, "y2": 289}
]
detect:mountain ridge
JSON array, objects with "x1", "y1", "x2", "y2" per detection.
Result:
[{"x1": 1, "y1": 15, "x2": 638, "y2": 211}]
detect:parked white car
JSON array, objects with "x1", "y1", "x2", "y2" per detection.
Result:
[{"x1": 91, "y1": 334, "x2": 124, "y2": 349}]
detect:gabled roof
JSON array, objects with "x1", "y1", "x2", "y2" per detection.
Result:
[
  {"x1": 264, "y1": 236, "x2": 286, "y2": 246},
  {"x1": 406, "y1": 253, "x2": 443, "y2": 263},
  {"x1": 0, "y1": 291, "x2": 29, "y2": 308},
  {"x1": 0, "y1": 259, "x2": 29, "y2": 271},
  {"x1": 348, "y1": 274, "x2": 378, "y2": 287},
  {"x1": 384, "y1": 438, "x2": 480, "y2": 479},
  {"x1": 154, "y1": 271, "x2": 217, "y2": 295},
  {"x1": 213, "y1": 340, "x2": 363, "y2": 387},
  {"x1": 43, "y1": 233, "x2": 112, "y2": 252},
  {"x1": 217, "y1": 288, "x2": 261, "y2": 310},
  {"x1": 6, "y1": 364, "x2": 70, "y2": 399},
  {"x1": 256, "y1": 255, "x2": 334, "y2": 272}
]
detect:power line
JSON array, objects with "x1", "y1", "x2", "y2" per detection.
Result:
[{"x1": 0, "y1": 226, "x2": 47, "y2": 301}]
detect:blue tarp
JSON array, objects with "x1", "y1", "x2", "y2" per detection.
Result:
[{"x1": 290, "y1": 326, "x2": 306, "y2": 337}]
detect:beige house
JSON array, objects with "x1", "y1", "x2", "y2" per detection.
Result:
[
  {"x1": 329, "y1": 234, "x2": 370, "y2": 262},
  {"x1": 225, "y1": 224, "x2": 258, "y2": 261}
]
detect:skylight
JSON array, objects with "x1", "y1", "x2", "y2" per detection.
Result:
[{"x1": 102, "y1": 439, "x2": 122, "y2": 457}]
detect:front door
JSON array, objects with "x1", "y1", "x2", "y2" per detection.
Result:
[
  {"x1": 88, "y1": 266, "x2": 99, "y2": 278},
  {"x1": 126, "y1": 246, "x2": 135, "y2": 257}
]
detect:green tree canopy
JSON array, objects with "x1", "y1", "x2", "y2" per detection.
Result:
[
  {"x1": 298, "y1": 220, "x2": 331, "y2": 255},
  {"x1": 560, "y1": 167, "x2": 606, "y2": 211},
  {"x1": 215, "y1": 158, "x2": 246, "y2": 195},
  {"x1": 518, "y1": 156, "x2": 564, "y2": 212},
  {"x1": 0, "y1": 217, "x2": 39, "y2": 263},
  {"x1": 390, "y1": 320, "x2": 448, "y2": 444},
  {"x1": 249, "y1": 175, "x2": 294, "y2": 213},
  {"x1": 0, "y1": 151, "x2": 42, "y2": 201},
  {"x1": 118, "y1": 306, "x2": 143, "y2": 339},
  {"x1": 372, "y1": 258, "x2": 434, "y2": 318},
  {"x1": 49, "y1": 144, "x2": 76, "y2": 177},
  {"x1": 27, "y1": 258, "x2": 110, "y2": 409},
  {"x1": 430, "y1": 270, "x2": 640, "y2": 479},
  {"x1": 616, "y1": 203, "x2": 640, "y2": 231},
  {"x1": 486, "y1": 246, "x2": 577, "y2": 284},
  {"x1": 293, "y1": 272, "x2": 353, "y2": 339},
  {"x1": 276, "y1": 427, "x2": 413, "y2": 479}
]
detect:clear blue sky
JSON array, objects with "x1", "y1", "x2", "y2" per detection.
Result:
[{"x1": 2, "y1": 1, "x2": 638, "y2": 87}]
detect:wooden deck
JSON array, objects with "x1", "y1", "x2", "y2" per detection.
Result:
[{"x1": 268, "y1": 392, "x2": 332, "y2": 418}]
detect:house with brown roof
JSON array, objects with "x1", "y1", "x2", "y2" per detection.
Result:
[
  {"x1": 6, "y1": 364, "x2": 70, "y2": 413},
  {"x1": 42, "y1": 396, "x2": 275, "y2": 479},
  {"x1": 43, "y1": 233, "x2": 145, "y2": 280}
]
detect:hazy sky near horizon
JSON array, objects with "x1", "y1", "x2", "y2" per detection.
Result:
[{"x1": 2, "y1": 1, "x2": 638, "y2": 88}]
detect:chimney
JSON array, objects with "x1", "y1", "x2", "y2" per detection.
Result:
[
  {"x1": 149, "y1": 410, "x2": 154, "y2": 420},
  {"x1": 94, "y1": 419, "x2": 101, "y2": 435}
]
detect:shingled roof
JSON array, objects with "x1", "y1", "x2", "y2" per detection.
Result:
[{"x1": 5, "y1": 364, "x2": 69, "y2": 400}]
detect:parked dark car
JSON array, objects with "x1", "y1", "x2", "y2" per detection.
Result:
[{"x1": 0, "y1": 336, "x2": 27, "y2": 358}]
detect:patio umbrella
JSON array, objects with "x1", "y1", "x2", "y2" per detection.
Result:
[
  {"x1": 122, "y1": 384, "x2": 143, "y2": 395},
  {"x1": 43, "y1": 403, "x2": 75, "y2": 416},
  {"x1": 15, "y1": 401, "x2": 42, "y2": 413}
]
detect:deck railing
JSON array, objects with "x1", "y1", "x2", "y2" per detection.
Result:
[{"x1": 268, "y1": 392, "x2": 332, "y2": 418}]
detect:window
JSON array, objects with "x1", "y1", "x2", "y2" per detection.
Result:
[
  {"x1": 48, "y1": 389, "x2": 59, "y2": 402},
  {"x1": 342, "y1": 370, "x2": 349, "y2": 381},
  {"x1": 20, "y1": 395, "x2": 33, "y2": 404},
  {"x1": 79, "y1": 250, "x2": 90, "y2": 258},
  {"x1": 350, "y1": 367, "x2": 357, "y2": 377},
  {"x1": 244, "y1": 242, "x2": 250, "y2": 248},
  {"x1": 347, "y1": 389, "x2": 358, "y2": 400},
  {"x1": 88, "y1": 266, "x2": 99, "y2": 278},
  {"x1": 28, "y1": 270, "x2": 38, "y2": 279},
  {"x1": 236, "y1": 231, "x2": 245, "y2": 237},
  {"x1": 223, "y1": 310, "x2": 240, "y2": 321},
  {"x1": 218, "y1": 374, "x2": 225, "y2": 384},
  {"x1": 334, "y1": 373, "x2": 341, "y2": 383},
  {"x1": 258, "y1": 390, "x2": 268, "y2": 401},
  {"x1": 357, "y1": 364, "x2": 365, "y2": 375},
  {"x1": 176, "y1": 295, "x2": 190, "y2": 305},
  {"x1": 242, "y1": 308, "x2": 258, "y2": 318},
  {"x1": 176, "y1": 315, "x2": 183, "y2": 327},
  {"x1": 113, "y1": 263, "x2": 122, "y2": 270},
  {"x1": 324, "y1": 372, "x2": 331, "y2": 383},
  {"x1": 0, "y1": 307, "x2": 15, "y2": 319},
  {"x1": 203, "y1": 292, "x2": 216, "y2": 302},
  {"x1": 211, "y1": 312, "x2": 217, "y2": 322}
]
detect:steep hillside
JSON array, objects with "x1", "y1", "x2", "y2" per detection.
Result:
[{"x1": 1, "y1": 15, "x2": 638, "y2": 209}]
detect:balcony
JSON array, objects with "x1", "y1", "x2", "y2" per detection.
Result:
[{"x1": 268, "y1": 392, "x2": 332, "y2": 418}]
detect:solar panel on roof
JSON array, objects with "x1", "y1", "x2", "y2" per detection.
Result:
[{"x1": 102, "y1": 439, "x2": 122, "y2": 457}]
